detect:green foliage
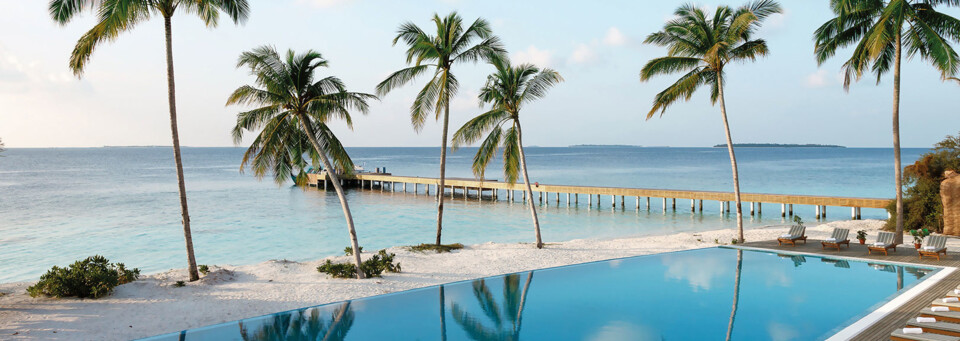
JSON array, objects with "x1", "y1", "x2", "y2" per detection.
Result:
[
  {"x1": 228, "y1": 46, "x2": 375, "y2": 186},
  {"x1": 198, "y1": 265, "x2": 210, "y2": 275},
  {"x1": 730, "y1": 238, "x2": 739, "y2": 245},
  {"x1": 174, "y1": 281, "x2": 186, "y2": 288},
  {"x1": 27, "y1": 255, "x2": 140, "y2": 299},
  {"x1": 856, "y1": 230, "x2": 867, "y2": 240},
  {"x1": 344, "y1": 246, "x2": 363, "y2": 256},
  {"x1": 885, "y1": 133, "x2": 960, "y2": 233},
  {"x1": 407, "y1": 243, "x2": 465, "y2": 253},
  {"x1": 792, "y1": 215, "x2": 804, "y2": 228},
  {"x1": 317, "y1": 250, "x2": 401, "y2": 279}
]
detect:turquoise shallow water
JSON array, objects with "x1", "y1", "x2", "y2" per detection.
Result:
[
  {"x1": 0, "y1": 147, "x2": 926, "y2": 283},
  {"x1": 142, "y1": 247, "x2": 937, "y2": 341}
]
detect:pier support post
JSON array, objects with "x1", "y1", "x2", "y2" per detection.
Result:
[
  {"x1": 323, "y1": 177, "x2": 328, "y2": 191},
  {"x1": 691, "y1": 199, "x2": 696, "y2": 212},
  {"x1": 662, "y1": 198, "x2": 667, "y2": 212},
  {"x1": 588, "y1": 194, "x2": 592, "y2": 206},
  {"x1": 575, "y1": 193, "x2": 579, "y2": 204},
  {"x1": 567, "y1": 193, "x2": 571, "y2": 205},
  {"x1": 646, "y1": 197, "x2": 651, "y2": 210},
  {"x1": 821, "y1": 206, "x2": 826, "y2": 218},
  {"x1": 612, "y1": 195, "x2": 615, "y2": 208},
  {"x1": 781, "y1": 203, "x2": 786, "y2": 217},
  {"x1": 636, "y1": 196, "x2": 640, "y2": 210},
  {"x1": 596, "y1": 194, "x2": 600, "y2": 207},
  {"x1": 699, "y1": 200, "x2": 703, "y2": 212},
  {"x1": 672, "y1": 198, "x2": 676, "y2": 210},
  {"x1": 557, "y1": 193, "x2": 560, "y2": 204},
  {"x1": 815, "y1": 205, "x2": 821, "y2": 219},
  {"x1": 789, "y1": 204, "x2": 793, "y2": 216},
  {"x1": 750, "y1": 202, "x2": 755, "y2": 216},
  {"x1": 758, "y1": 202, "x2": 762, "y2": 215},
  {"x1": 856, "y1": 207, "x2": 861, "y2": 220},
  {"x1": 726, "y1": 201, "x2": 731, "y2": 212},
  {"x1": 851, "y1": 207, "x2": 856, "y2": 220},
  {"x1": 621, "y1": 195, "x2": 624, "y2": 208},
  {"x1": 403, "y1": 182, "x2": 407, "y2": 192}
]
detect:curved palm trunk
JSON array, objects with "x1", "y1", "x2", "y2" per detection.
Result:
[
  {"x1": 296, "y1": 112, "x2": 365, "y2": 279},
  {"x1": 515, "y1": 122, "x2": 543, "y2": 248},
  {"x1": 163, "y1": 15, "x2": 200, "y2": 282},
  {"x1": 435, "y1": 91, "x2": 450, "y2": 246},
  {"x1": 725, "y1": 249, "x2": 742, "y2": 341},
  {"x1": 514, "y1": 271, "x2": 534, "y2": 338},
  {"x1": 893, "y1": 32, "x2": 904, "y2": 244},
  {"x1": 716, "y1": 74, "x2": 745, "y2": 243},
  {"x1": 322, "y1": 302, "x2": 351, "y2": 341}
]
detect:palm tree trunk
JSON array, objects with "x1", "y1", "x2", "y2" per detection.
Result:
[
  {"x1": 435, "y1": 90, "x2": 450, "y2": 246},
  {"x1": 440, "y1": 285, "x2": 447, "y2": 341},
  {"x1": 163, "y1": 15, "x2": 199, "y2": 282},
  {"x1": 725, "y1": 250, "x2": 742, "y2": 341},
  {"x1": 323, "y1": 302, "x2": 351, "y2": 341},
  {"x1": 515, "y1": 122, "x2": 543, "y2": 249},
  {"x1": 716, "y1": 74, "x2": 745, "y2": 243},
  {"x1": 296, "y1": 112, "x2": 365, "y2": 279},
  {"x1": 893, "y1": 31, "x2": 904, "y2": 244},
  {"x1": 515, "y1": 271, "x2": 534, "y2": 338}
]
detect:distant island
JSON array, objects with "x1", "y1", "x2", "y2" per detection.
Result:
[
  {"x1": 713, "y1": 143, "x2": 846, "y2": 148},
  {"x1": 570, "y1": 144, "x2": 643, "y2": 148}
]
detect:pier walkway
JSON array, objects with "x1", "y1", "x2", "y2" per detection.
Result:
[{"x1": 308, "y1": 173, "x2": 890, "y2": 219}]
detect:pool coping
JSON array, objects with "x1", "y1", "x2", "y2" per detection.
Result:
[{"x1": 727, "y1": 245, "x2": 957, "y2": 341}]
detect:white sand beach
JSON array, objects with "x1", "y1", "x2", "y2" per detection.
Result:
[{"x1": 0, "y1": 220, "x2": 898, "y2": 340}]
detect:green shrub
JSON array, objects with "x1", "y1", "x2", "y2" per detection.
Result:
[
  {"x1": 317, "y1": 250, "x2": 402, "y2": 279},
  {"x1": 198, "y1": 265, "x2": 209, "y2": 275},
  {"x1": 886, "y1": 132, "x2": 960, "y2": 233},
  {"x1": 173, "y1": 281, "x2": 186, "y2": 288},
  {"x1": 407, "y1": 243, "x2": 464, "y2": 253},
  {"x1": 27, "y1": 255, "x2": 140, "y2": 299},
  {"x1": 344, "y1": 246, "x2": 363, "y2": 256}
]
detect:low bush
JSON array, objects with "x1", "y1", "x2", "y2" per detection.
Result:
[
  {"x1": 173, "y1": 281, "x2": 186, "y2": 288},
  {"x1": 344, "y1": 246, "x2": 363, "y2": 256},
  {"x1": 317, "y1": 250, "x2": 402, "y2": 279},
  {"x1": 407, "y1": 243, "x2": 464, "y2": 253},
  {"x1": 198, "y1": 265, "x2": 210, "y2": 275},
  {"x1": 27, "y1": 255, "x2": 140, "y2": 299}
]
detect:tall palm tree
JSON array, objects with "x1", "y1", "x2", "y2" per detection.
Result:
[
  {"x1": 814, "y1": 0, "x2": 960, "y2": 244},
  {"x1": 376, "y1": 12, "x2": 505, "y2": 246},
  {"x1": 228, "y1": 46, "x2": 375, "y2": 279},
  {"x1": 640, "y1": 1, "x2": 782, "y2": 243},
  {"x1": 49, "y1": 0, "x2": 250, "y2": 282},
  {"x1": 450, "y1": 272, "x2": 534, "y2": 340},
  {"x1": 452, "y1": 57, "x2": 563, "y2": 249}
]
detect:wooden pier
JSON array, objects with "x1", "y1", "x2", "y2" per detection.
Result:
[{"x1": 307, "y1": 173, "x2": 889, "y2": 219}]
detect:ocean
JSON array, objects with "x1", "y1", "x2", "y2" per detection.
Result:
[{"x1": 0, "y1": 146, "x2": 926, "y2": 283}]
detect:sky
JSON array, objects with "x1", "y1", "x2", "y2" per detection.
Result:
[{"x1": 0, "y1": 0, "x2": 958, "y2": 148}]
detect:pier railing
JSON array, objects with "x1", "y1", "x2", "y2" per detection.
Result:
[{"x1": 307, "y1": 173, "x2": 890, "y2": 219}]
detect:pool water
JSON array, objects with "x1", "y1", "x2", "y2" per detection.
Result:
[{"x1": 143, "y1": 247, "x2": 937, "y2": 340}]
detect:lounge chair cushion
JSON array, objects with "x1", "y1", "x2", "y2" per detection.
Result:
[{"x1": 892, "y1": 329, "x2": 960, "y2": 341}]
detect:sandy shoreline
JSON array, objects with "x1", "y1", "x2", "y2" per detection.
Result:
[{"x1": 0, "y1": 220, "x2": 889, "y2": 340}]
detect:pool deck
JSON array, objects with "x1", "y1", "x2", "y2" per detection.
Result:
[{"x1": 741, "y1": 239, "x2": 960, "y2": 341}]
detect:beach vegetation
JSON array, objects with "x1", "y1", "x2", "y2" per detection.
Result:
[
  {"x1": 173, "y1": 280, "x2": 186, "y2": 288},
  {"x1": 377, "y1": 12, "x2": 506, "y2": 247},
  {"x1": 198, "y1": 265, "x2": 209, "y2": 275},
  {"x1": 640, "y1": 0, "x2": 783, "y2": 244},
  {"x1": 27, "y1": 255, "x2": 140, "y2": 299},
  {"x1": 408, "y1": 243, "x2": 465, "y2": 253},
  {"x1": 909, "y1": 228, "x2": 931, "y2": 245},
  {"x1": 814, "y1": 0, "x2": 960, "y2": 244},
  {"x1": 885, "y1": 132, "x2": 960, "y2": 233},
  {"x1": 48, "y1": 0, "x2": 251, "y2": 282},
  {"x1": 317, "y1": 250, "x2": 401, "y2": 279},
  {"x1": 792, "y1": 215, "x2": 804, "y2": 228},
  {"x1": 344, "y1": 246, "x2": 363, "y2": 256},
  {"x1": 228, "y1": 46, "x2": 374, "y2": 279},
  {"x1": 452, "y1": 55, "x2": 563, "y2": 249},
  {"x1": 856, "y1": 230, "x2": 867, "y2": 241}
]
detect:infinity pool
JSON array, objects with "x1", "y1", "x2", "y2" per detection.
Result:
[{"x1": 143, "y1": 247, "x2": 937, "y2": 340}]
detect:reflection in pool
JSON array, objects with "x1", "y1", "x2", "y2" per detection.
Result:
[{"x1": 143, "y1": 247, "x2": 937, "y2": 341}]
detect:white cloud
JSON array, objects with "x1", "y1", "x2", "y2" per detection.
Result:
[
  {"x1": 804, "y1": 69, "x2": 841, "y2": 88},
  {"x1": 513, "y1": 46, "x2": 553, "y2": 68},
  {"x1": 298, "y1": 0, "x2": 354, "y2": 9},
  {"x1": 603, "y1": 27, "x2": 627, "y2": 46},
  {"x1": 0, "y1": 44, "x2": 81, "y2": 93},
  {"x1": 568, "y1": 44, "x2": 596, "y2": 64}
]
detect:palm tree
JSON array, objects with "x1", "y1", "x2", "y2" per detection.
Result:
[
  {"x1": 951, "y1": 77, "x2": 960, "y2": 85},
  {"x1": 376, "y1": 12, "x2": 505, "y2": 247},
  {"x1": 452, "y1": 57, "x2": 563, "y2": 249},
  {"x1": 814, "y1": 0, "x2": 960, "y2": 244},
  {"x1": 450, "y1": 272, "x2": 534, "y2": 340},
  {"x1": 725, "y1": 249, "x2": 743, "y2": 341},
  {"x1": 228, "y1": 46, "x2": 375, "y2": 279},
  {"x1": 49, "y1": 0, "x2": 250, "y2": 282},
  {"x1": 640, "y1": 1, "x2": 782, "y2": 243},
  {"x1": 240, "y1": 302, "x2": 354, "y2": 341}
]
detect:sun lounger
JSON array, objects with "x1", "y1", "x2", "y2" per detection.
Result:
[
  {"x1": 905, "y1": 319, "x2": 960, "y2": 337},
  {"x1": 892, "y1": 328, "x2": 960, "y2": 341},
  {"x1": 777, "y1": 225, "x2": 807, "y2": 246},
  {"x1": 931, "y1": 300, "x2": 960, "y2": 312},
  {"x1": 922, "y1": 307, "x2": 960, "y2": 324},
  {"x1": 868, "y1": 231, "x2": 898, "y2": 255},
  {"x1": 920, "y1": 235, "x2": 949, "y2": 261},
  {"x1": 821, "y1": 228, "x2": 850, "y2": 251}
]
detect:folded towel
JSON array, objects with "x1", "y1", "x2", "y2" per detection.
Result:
[
  {"x1": 917, "y1": 317, "x2": 937, "y2": 323},
  {"x1": 943, "y1": 297, "x2": 959, "y2": 303},
  {"x1": 932, "y1": 306, "x2": 951, "y2": 312},
  {"x1": 923, "y1": 246, "x2": 938, "y2": 251},
  {"x1": 954, "y1": 289, "x2": 960, "y2": 295},
  {"x1": 903, "y1": 327, "x2": 924, "y2": 334},
  {"x1": 780, "y1": 234, "x2": 792, "y2": 238},
  {"x1": 825, "y1": 238, "x2": 837, "y2": 242},
  {"x1": 873, "y1": 242, "x2": 886, "y2": 246}
]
